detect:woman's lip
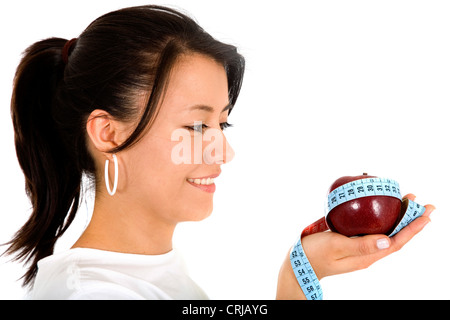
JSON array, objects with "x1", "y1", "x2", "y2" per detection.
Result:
[
  {"x1": 186, "y1": 179, "x2": 216, "y2": 193},
  {"x1": 186, "y1": 172, "x2": 220, "y2": 193},
  {"x1": 187, "y1": 173, "x2": 220, "y2": 180}
]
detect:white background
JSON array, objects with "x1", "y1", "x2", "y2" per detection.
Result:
[{"x1": 1, "y1": 0, "x2": 449, "y2": 299}]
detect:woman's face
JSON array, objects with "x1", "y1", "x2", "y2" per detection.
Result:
[{"x1": 119, "y1": 53, "x2": 234, "y2": 224}]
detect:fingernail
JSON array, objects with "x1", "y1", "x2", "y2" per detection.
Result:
[{"x1": 377, "y1": 238, "x2": 390, "y2": 250}]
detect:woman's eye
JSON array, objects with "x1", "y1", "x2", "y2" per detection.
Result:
[
  {"x1": 186, "y1": 123, "x2": 208, "y2": 133},
  {"x1": 220, "y1": 122, "x2": 233, "y2": 131},
  {"x1": 185, "y1": 122, "x2": 232, "y2": 133}
]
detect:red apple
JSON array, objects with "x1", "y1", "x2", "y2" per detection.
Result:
[{"x1": 325, "y1": 173, "x2": 402, "y2": 236}]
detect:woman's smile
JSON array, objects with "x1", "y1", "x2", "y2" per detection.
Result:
[{"x1": 186, "y1": 173, "x2": 220, "y2": 193}]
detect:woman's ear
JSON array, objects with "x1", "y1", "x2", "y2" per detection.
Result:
[{"x1": 86, "y1": 109, "x2": 121, "y2": 153}]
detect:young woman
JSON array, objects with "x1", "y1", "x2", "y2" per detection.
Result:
[{"x1": 7, "y1": 5, "x2": 434, "y2": 299}]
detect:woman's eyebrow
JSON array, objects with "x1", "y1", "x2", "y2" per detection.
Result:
[{"x1": 189, "y1": 103, "x2": 231, "y2": 113}]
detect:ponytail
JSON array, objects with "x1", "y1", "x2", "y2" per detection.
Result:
[{"x1": 7, "y1": 38, "x2": 82, "y2": 286}]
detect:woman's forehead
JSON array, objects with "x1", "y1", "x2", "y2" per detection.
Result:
[{"x1": 160, "y1": 54, "x2": 229, "y2": 115}]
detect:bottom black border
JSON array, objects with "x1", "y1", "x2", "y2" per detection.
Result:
[{"x1": 13, "y1": 300, "x2": 441, "y2": 318}]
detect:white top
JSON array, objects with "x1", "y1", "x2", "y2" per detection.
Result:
[{"x1": 29, "y1": 248, "x2": 208, "y2": 300}]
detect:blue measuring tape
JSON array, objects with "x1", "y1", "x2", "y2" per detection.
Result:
[
  {"x1": 326, "y1": 178, "x2": 402, "y2": 216},
  {"x1": 388, "y1": 198, "x2": 426, "y2": 237},
  {"x1": 290, "y1": 177, "x2": 426, "y2": 300},
  {"x1": 290, "y1": 236, "x2": 323, "y2": 300}
]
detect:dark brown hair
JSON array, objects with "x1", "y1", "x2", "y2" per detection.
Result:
[{"x1": 6, "y1": 5, "x2": 245, "y2": 286}]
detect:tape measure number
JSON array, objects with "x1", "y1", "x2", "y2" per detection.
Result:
[{"x1": 290, "y1": 236, "x2": 323, "y2": 300}]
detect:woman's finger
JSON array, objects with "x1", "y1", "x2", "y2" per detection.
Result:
[
  {"x1": 403, "y1": 193, "x2": 416, "y2": 201},
  {"x1": 389, "y1": 203, "x2": 434, "y2": 251},
  {"x1": 389, "y1": 216, "x2": 430, "y2": 252},
  {"x1": 421, "y1": 204, "x2": 436, "y2": 218},
  {"x1": 340, "y1": 234, "x2": 392, "y2": 258}
]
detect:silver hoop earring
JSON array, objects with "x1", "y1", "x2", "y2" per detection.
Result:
[{"x1": 105, "y1": 154, "x2": 118, "y2": 196}]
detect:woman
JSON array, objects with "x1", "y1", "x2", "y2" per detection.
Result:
[{"x1": 7, "y1": 5, "x2": 434, "y2": 299}]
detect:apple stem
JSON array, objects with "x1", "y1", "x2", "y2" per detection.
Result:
[{"x1": 363, "y1": 173, "x2": 368, "y2": 175}]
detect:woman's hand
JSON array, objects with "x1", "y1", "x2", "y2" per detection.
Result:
[{"x1": 276, "y1": 194, "x2": 435, "y2": 299}]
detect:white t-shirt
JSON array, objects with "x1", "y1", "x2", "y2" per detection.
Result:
[{"x1": 28, "y1": 248, "x2": 208, "y2": 300}]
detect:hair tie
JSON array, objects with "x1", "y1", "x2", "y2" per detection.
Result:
[{"x1": 62, "y1": 38, "x2": 78, "y2": 65}]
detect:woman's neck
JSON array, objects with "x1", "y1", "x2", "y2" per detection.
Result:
[{"x1": 72, "y1": 193, "x2": 176, "y2": 255}]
